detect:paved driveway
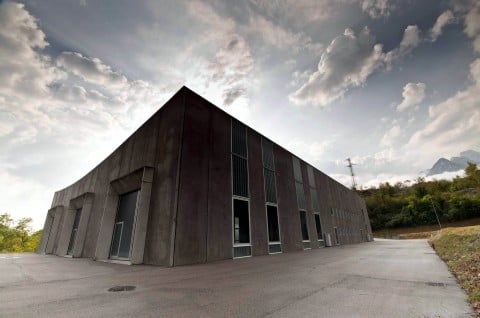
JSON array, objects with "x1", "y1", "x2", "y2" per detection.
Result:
[{"x1": 0, "y1": 239, "x2": 474, "y2": 317}]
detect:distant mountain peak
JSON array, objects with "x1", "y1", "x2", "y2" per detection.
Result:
[{"x1": 426, "y1": 150, "x2": 480, "y2": 176}]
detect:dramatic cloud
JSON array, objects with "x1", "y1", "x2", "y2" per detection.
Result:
[
  {"x1": 396, "y1": 82, "x2": 426, "y2": 112},
  {"x1": 361, "y1": 0, "x2": 392, "y2": 19},
  {"x1": 0, "y1": 2, "x2": 61, "y2": 100},
  {"x1": 56, "y1": 52, "x2": 128, "y2": 89},
  {"x1": 289, "y1": 27, "x2": 386, "y2": 106},
  {"x1": 0, "y1": 2, "x2": 175, "y2": 226},
  {"x1": 185, "y1": 2, "x2": 254, "y2": 107},
  {"x1": 406, "y1": 58, "x2": 480, "y2": 157},
  {"x1": 428, "y1": 10, "x2": 455, "y2": 42},
  {"x1": 380, "y1": 124, "x2": 400, "y2": 146},
  {"x1": 289, "y1": 22, "x2": 428, "y2": 107},
  {"x1": 207, "y1": 33, "x2": 254, "y2": 106}
]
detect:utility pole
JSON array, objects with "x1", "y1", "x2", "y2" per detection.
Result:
[
  {"x1": 346, "y1": 158, "x2": 357, "y2": 190},
  {"x1": 429, "y1": 197, "x2": 442, "y2": 230}
]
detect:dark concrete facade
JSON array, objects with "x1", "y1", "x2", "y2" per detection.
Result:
[{"x1": 39, "y1": 86, "x2": 373, "y2": 266}]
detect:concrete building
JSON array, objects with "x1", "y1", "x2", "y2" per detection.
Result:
[{"x1": 38, "y1": 87, "x2": 373, "y2": 266}]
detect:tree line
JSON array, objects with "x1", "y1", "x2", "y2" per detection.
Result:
[
  {"x1": 0, "y1": 214, "x2": 42, "y2": 253},
  {"x1": 359, "y1": 163, "x2": 480, "y2": 231}
]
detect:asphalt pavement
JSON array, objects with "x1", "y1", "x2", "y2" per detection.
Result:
[{"x1": 0, "y1": 239, "x2": 474, "y2": 317}]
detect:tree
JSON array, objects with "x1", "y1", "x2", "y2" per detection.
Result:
[
  {"x1": 0, "y1": 213, "x2": 41, "y2": 253},
  {"x1": 465, "y1": 162, "x2": 480, "y2": 187},
  {"x1": 359, "y1": 170, "x2": 480, "y2": 231}
]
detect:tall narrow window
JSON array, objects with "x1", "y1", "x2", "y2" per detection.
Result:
[
  {"x1": 67, "y1": 208, "x2": 82, "y2": 255},
  {"x1": 300, "y1": 211, "x2": 310, "y2": 249},
  {"x1": 294, "y1": 156, "x2": 310, "y2": 249},
  {"x1": 109, "y1": 190, "x2": 139, "y2": 259},
  {"x1": 334, "y1": 227, "x2": 340, "y2": 245},
  {"x1": 314, "y1": 213, "x2": 324, "y2": 244},
  {"x1": 267, "y1": 205, "x2": 281, "y2": 253},
  {"x1": 232, "y1": 120, "x2": 251, "y2": 258},
  {"x1": 262, "y1": 138, "x2": 281, "y2": 253},
  {"x1": 233, "y1": 199, "x2": 251, "y2": 257}
]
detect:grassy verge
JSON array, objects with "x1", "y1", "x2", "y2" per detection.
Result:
[
  {"x1": 429, "y1": 226, "x2": 480, "y2": 317},
  {"x1": 374, "y1": 217, "x2": 480, "y2": 238}
]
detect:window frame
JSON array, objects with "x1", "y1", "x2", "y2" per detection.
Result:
[
  {"x1": 299, "y1": 209, "x2": 311, "y2": 249},
  {"x1": 232, "y1": 197, "x2": 252, "y2": 258},
  {"x1": 265, "y1": 203, "x2": 282, "y2": 254}
]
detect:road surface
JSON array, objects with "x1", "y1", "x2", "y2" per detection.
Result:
[{"x1": 0, "y1": 239, "x2": 474, "y2": 317}]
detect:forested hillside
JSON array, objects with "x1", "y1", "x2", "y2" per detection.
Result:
[
  {"x1": 360, "y1": 163, "x2": 480, "y2": 231},
  {"x1": 0, "y1": 214, "x2": 42, "y2": 253}
]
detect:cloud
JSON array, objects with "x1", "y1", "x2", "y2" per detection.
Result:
[
  {"x1": 399, "y1": 25, "x2": 421, "y2": 53},
  {"x1": 425, "y1": 169, "x2": 465, "y2": 182},
  {"x1": 186, "y1": 0, "x2": 235, "y2": 35},
  {"x1": 463, "y1": 5, "x2": 480, "y2": 53},
  {"x1": 464, "y1": 5, "x2": 480, "y2": 38},
  {"x1": 56, "y1": 52, "x2": 128, "y2": 89},
  {"x1": 0, "y1": 1, "x2": 179, "y2": 229},
  {"x1": 206, "y1": 33, "x2": 254, "y2": 106},
  {"x1": 286, "y1": 139, "x2": 332, "y2": 164},
  {"x1": 0, "y1": 2, "x2": 62, "y2": 100},
  {"x1": 247, "y1": 14, "x2": 322, "y2": 52},
  {"x1": 289, "y1": 27, "x2": 387, "y2": 106},
  {"x1": 223, "y1": 88, "x2": 245, "y2": 106},
  {"x1": 289, "y1": 22, "x2": 430, "y2": 107},
  {"x1": 380, "y1": 125, "x2": 400, "y2": 146},
  {"x1": 396, "y1": 82, "x2": 426, "y2": 112},
  {"x1": 406, "y1": 58, "x2": 480, "y2": 158},
  {"x1": 361, "y1": 0, "x2": 393, "y2": 19},
  {"x1": 0, "y1": 170, "x2": 52, "y2": 229},
  {"x1": 428, "y1": 10, "x2": 455, "y2": 42},
  {"x1": 474, "y1": 36, "x2": 480, "y2": 54},
  {"x1": 185, "y1": 2, "x2": 254, "y2": 108},
  {"x1": 249, "y1": 0, "x2": 339, "y2": 24}
]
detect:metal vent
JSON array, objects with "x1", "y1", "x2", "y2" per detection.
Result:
[
  {"x1": 311, "y1": 187, "x2": 320, "y2": 211},
  {"x1": 292, "y1": 156, "x2": 302, "y2": 182},
  {"x1": 264, "y1": 168, "x2": 277, "y2": 203},
  {"x1": 232, "y1": 120, "x2": 247, "y2": 157},
  {"x1": 233, "y1": 246, "x2": 251, "y2": 258},
  {"x1": 268, "y1": 243, "x2": 282, "y2": 254},
  {"x1": 295, "y1": 182, "x2": 306, "y2": 210},
  {"x1": 232, "y1": 155, "x2": 248, "y2": 197},
  {"x1": 307, "y1": 165, "x2": 316, "y2": 187},
  {"x1": 261, "y1": 138, "x2": 275, "y2": 170}
]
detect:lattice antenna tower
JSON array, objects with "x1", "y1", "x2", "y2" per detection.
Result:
[{"x1": 346, "y1": 158, "x2": 357, "y2": 190}]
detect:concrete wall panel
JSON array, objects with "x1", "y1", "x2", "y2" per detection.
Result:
[
  {"x1": 206, "y1": 108, "x2": 232, "y2": 262},
  {"x1": 144, "y1": 92, "x2": 184, "y2": 266},
  {"x1": 247, "y1": 129, "x2": 268, "y2": 256},
  {"x1": 301, "y1": 162, "x2": 318, "y2": 249},
  {"x1": 173, "y1": 99, "x2": 210, "y2": 266},
  {"x1": 274, "y1": 147, "x2": 302, "y2": 252}
]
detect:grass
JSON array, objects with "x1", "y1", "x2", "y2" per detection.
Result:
[
  {"x1": 373, "y1": 217, "x2": 480, "y2": 239},
  {"x1": 429, "y1": 226, "x2": 480, "y2": 317}
]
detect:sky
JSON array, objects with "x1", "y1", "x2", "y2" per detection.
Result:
[{"x1": 1, "y1": 0, "x2": 479, "y2": 229}]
